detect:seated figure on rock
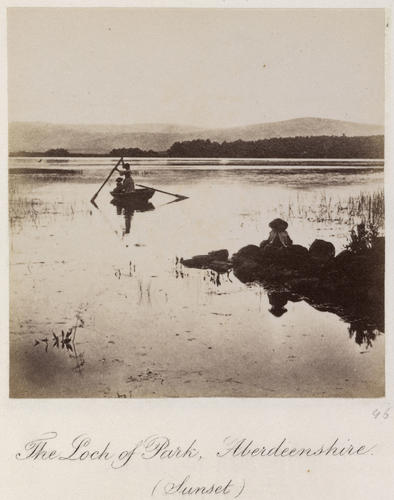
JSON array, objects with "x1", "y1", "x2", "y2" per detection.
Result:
[{"x1": 260, "y1": 218, "x2": 293, "y2": 249}]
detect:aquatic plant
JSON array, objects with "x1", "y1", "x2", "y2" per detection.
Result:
[
  {"x1": 283, "y1": 189, "x2": 384, "y2": 230},
  {"x1": 9, "y1": 180, "x2": 90, "y2": 230},
  {"x1": 348, "y1": 320, "x2": 381, "y2": 349},
  {"x1": 33, "y1": 308, "x2": 86, "y2": 372},
  {"x1": 345, "y1": 221, "x2": 380, "y2": 254},
  {"x1": 8, "y1": 184, "x2": 40, "y2": 228}
]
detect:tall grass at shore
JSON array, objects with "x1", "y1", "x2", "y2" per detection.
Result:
[
  {"x1": 9, "y1": 184, "x2": 40, "y2": 228},
  {"x1": 8, "y1": 182, "x2": 84, "y2": 229},
  {"x1": 284, "y1": 189, "x2": 384, "y2": 232}
]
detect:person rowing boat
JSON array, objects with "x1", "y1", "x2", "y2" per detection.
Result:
[
  {"x1": 116, "y1": 162, "x2": 135, "y2": 192},
  {"x1": 90, "y1": 156, "x2": 188, "y2": 205}
]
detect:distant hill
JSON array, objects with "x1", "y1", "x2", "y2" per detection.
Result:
[
  {"x1": 205, "y1": 117, "x2": 384, "y2": 143},
  {"x1": 9, "y1": 118, "x2": 384, "y2": 154}
]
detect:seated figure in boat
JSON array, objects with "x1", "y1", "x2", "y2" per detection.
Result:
[
  {"x1": 260, "y1": 218, "x2": 293, "y2": 249},
  {"x1": 112, "y1": 177, "x2": 125, "y2": 193},
  {"x1": 116, "y1": 162, "x2": 135, "y2": 192}
]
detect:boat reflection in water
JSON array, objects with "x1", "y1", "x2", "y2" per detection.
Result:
[{"x1": 111, "y1": 199, "x2": 155, "y2": 235}]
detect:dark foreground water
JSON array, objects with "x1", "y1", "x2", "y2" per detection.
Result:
[{"x1": 9, "y1": 158, "x2": 384, "y2": 397}]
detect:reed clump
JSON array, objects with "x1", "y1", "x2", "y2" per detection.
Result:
[
  {"x1": 284, "y1": 189, "x2": 384, "y2": 231},
  {"x1": 9, "y1": 183, "x2": 86, "y2": 229}
]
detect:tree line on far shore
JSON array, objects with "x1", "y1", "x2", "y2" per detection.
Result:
[
  {"x1": 166, "y1": 135, "x2": 384, "y2": 158},
  {"x1": 10, "y1": 135, "x2": 384, "y2": 159},
  {"x1": 9, "y1": 148, "x2": 74, "y2": 157}
]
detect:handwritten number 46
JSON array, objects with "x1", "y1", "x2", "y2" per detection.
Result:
[{"x1": 372, "y1": 408, "x2": 391, "y2": 420}]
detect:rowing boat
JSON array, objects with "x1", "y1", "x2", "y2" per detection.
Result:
[{"x1": 110, "y1": 187, "x2": 155, "y2": 205}]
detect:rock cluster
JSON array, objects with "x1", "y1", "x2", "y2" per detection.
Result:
[
  {"x1": 181, "y1": 249, "x2": 232, "y2": 273},
  {"x1": 181, "y1": 223, "x2": 384, "y2": 331}
]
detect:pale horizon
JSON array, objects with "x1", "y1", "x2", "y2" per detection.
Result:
[
  {"x1": 8, "y1": 115, "x2": 385, "y2": 129},
  {"x1": 8, "y1": 8, "x2": 385, "y2": 128}
]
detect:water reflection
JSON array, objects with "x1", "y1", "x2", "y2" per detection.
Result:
[
  {"x1": 33, "y1": 321, "x2": 85, "y2": 373},
  {"x1": 348, "y1": 320, "x2": 380, "y2": 348},
  {"x1": 9, "y1": 166, "x2": 385, "y2": 397},
  {"x1": 265, "y1": 285, "x2": 383, "y2": 346},
  {"x1": 268, "y1": 291, "x2": 288, "y2": 317},
  {"x1": 111, "y1": 200, "x2": 154, "y2": 234},
  {"x1": 180, "y1": 259, "x2": 384, "y2": 348}
]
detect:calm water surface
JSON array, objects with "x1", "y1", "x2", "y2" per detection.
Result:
[{"x1": 9, "y1": 158, "x2": 384, "y2": 397}]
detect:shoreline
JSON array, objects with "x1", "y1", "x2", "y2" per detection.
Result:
[{"x1": 8, "y1": 156, "x2": 384, "y2": 167}]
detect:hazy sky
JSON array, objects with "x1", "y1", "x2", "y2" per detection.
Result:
[{"x1": 8, "y1": 8, "x2": 385, "y2": 127}]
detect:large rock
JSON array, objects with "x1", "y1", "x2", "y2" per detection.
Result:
[
  {"x1": 181, "y1": 255, "x2": 214, "y2": 268},
  {"x1": 333, "y1": 249, "x2": 353, "y2": 269},
  {"x1": 309, "y1": 239, "x2": 335, "y2": 263},
  {"x1": 260, "y1": 244, "x2": 282, "y2": 262},
  {"x1": 373, "y1": 236, "x2": 385, "y2": 254},
  {"x1": 181, "y1": 249, "x2": 231, "y2": 273},
  {"x1": 283, "y1": 244, "x2": 310, "y2": 269},
  {"x1": 181, "y1": 248, "x2": 229, "y2": 269},
  {"x1": 232, "y1": 259, "x2": 262, "y2": 283},
  {"x1": 346, "y1": 253, "x2": 379, "y2": 284},
  {"x1": 260, "y1": 244, "x2": 310, "y2": 269},
  {"x1": 208, "y1": 249, "x2": 229, "y2": 261},
  {"x1": 232, "y1": 244, "x2": 262, "y2": 264},
  {"x1": 232, "y1": 243, "x2": 312, "y2": 284},
  {"x1": 209, "y1": 260, "x2": 232, "y2": 273},
  {"x1": 370, "y1": 237, "x2": 385, "y2": 265}
]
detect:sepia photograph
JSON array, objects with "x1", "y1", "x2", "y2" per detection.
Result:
[{"x1": 8, "y1": 7, "x2": 385, "y2": 398}]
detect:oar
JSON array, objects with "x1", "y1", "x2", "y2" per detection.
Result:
[
  {"x1": 90, "y1": 157, "x2": 123, "y2": 204},
  {"x1": 136, "y1": 183, "x2": 189, "y2": 200}
]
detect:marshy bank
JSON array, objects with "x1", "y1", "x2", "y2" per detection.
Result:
[
  {"x1": 9, "y1": 159, "x2": 385, "y2": 397},
  {"x1": 182, "y1": 188, "x2": 384, "y2": 338},
  {"x1": 182, "y1": 223, "x2": 384, "y2": 333}
]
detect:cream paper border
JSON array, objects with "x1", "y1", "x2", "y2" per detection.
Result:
[{"x1": 1, "y1": 2, "x2": 393, "y2": 499}]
